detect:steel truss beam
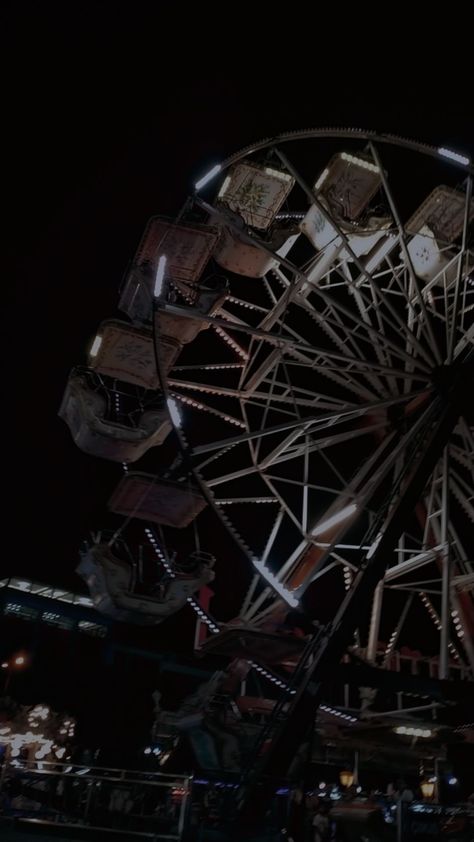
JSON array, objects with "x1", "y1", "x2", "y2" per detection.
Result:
[{"x1": 236, "y1": 357, "x2": 472, "y2": 811}]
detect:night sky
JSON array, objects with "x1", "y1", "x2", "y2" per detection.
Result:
[{"x1": 2, "y1": 6, "x2": 473, "y2": 760}]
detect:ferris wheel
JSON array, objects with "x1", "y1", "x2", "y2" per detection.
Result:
[{"x1": 60, "y1": 129, "x2": 474, "y2": 688}]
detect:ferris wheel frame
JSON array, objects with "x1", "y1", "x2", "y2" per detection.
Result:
[{"x1": 143, "y1": 128, "x2": 474, "y2": 683}]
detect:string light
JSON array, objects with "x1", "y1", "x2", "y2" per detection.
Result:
[
  {"x1": 144, "y1": 527, "x2": 220, "y2": 632},
  {"x1": 186, "y1": 596, "x2": 220, "y2": 633},
  {"x1": 213, "y1": 325, "x2": 249, "y2": 360},
  {"x1": 216, "y1": 498, "x2": 277, "y2": 505},
  {"x1": 420, "y1": 593, "x2": 442, "y2": 631},
  {"x1": 343, "y1": 566, "x2": 353, "y2": 592},
  {"x1": 451, "y1": 608, "x2": 465, "y2": 639},
  {"x1": 144, "y1": 528, "x2": 175, "y2": 578},
  {"x1": 171, "y1": 363, "x2": 244, "y2": 371},
  {"x1": 252, "y1": 559, "x2": 298, "y2": 608},
  {"x1": 384, "y1": 627, "x2": 399, "y2": 659},
  {"x1": 226, "y1": 297, "x2": 261, "y2": 311},
  {"x1": 264, "y1": 167, "x2": 292, "y2": 182},
  {"x1": 394, "y1": 726, "x2": 432, "y2": 738},
  {"x1": 248, "y1": 660, "x2": 296, "y2": 694},
  {"x1": 320, "y1": 704, "x2": 357, "y2": 724},
  {"x1": 340, "y1": 152, "x2": 379, "y2": 172},
  {"x1": 170, "y1": 391, "x2": 246, "y2": 428},
  {"x1": 419, "y1": 594, "x2": 461, "y2": 659}
]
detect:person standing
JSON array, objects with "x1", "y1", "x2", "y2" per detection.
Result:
[{"x1": 312, "y1": 804, "x2": 329, "y2": 842}]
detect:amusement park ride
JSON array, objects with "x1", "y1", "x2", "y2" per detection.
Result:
[{"x1": 59, "y1": 129, "x2": 474, "y2": 803}]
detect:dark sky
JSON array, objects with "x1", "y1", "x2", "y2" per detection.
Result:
[
  {"x1": 1, "y1": 6, "x2": 472, "y2": 765},
  {"x1": 2, "y1": 7, "x2": 473, "y2": 613}
]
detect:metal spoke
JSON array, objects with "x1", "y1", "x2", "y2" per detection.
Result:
[
  {"x1": 368, "y1": 141, "x2": 442, "y2": 365},
  {"x1": 448, "y1": 175, "x2": 472, "y2": 362},
  {"x1": 275, "y1": 145, "x2": 438, "y2": 369}
]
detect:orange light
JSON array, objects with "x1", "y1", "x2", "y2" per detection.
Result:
[
  {"x1": 420, "y1": 779, "x2": 435, "y2": 800},
  {"x1": 339, "y1": 770, "x2": 354, "y2": 788}
]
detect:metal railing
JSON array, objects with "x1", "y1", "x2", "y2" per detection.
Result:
[{"x1": 0, "y1": 758, "x2": 192, "y2": 839}]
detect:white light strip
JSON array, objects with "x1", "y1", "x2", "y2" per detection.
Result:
[
  {"x1": 195, "y1": 164, "x2": 222, "y2": 191},
  {"x1": 312, "y1": 503, "x2": 357, "y2": 537},
  {"x1": 315, "y1": 168, "x2": 329, "y2": 190},
  {"x1": 437, "y1": 147, "x2": 470, "y2": 166},
  {"x1": 154, "y1": 255, "x2": 167, "y2": 298},
  {"x1": 90, "y1": 335, "x2": 102, "y2": 357},
  {"x1": 167, "y1": 397, "x2": 182, "y2": 428},
  {"x1": 217, "y1": 175, "x2": 231, "y2": 198},
  {"x1": 252, "y1": 559, "x2": 298, "y2": 608}
]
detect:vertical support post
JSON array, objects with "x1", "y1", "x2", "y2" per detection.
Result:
[
  {"x1": 84, "y1": 779, "x2": 93, "y2": 820},
  {"x1": 235, "y1": 394, "x2": 467, "y2": 814},
  {"x1": 367, "y1": 582, "x2": 384, "y2": 663},
  {"x1": 434, "y1": 758, "x2": 440, "y2": 804},
  {"x1": 448, "y1": 175, "x2": 472, "y2": 363},
  {"x1": 178, "y1": 775, "x2": 193, "y2": 839},
  {"x1": 439, "y1": 448, "x2": 450, "y2": 679},
  {"x1": 396, "y1": 798, "x2": 405, "y2": 842},
  {"x1": 0, "y1": 745, "x2": 11, "y2": 792}
]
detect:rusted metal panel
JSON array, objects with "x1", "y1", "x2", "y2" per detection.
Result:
[
  {"x1": 198, "y1": 627, "x2": 304, "y2": 665},
  {"x1": 316, "y1": 152, "x2": 382, "y2": 220},
  {"x1": 108, "y1": 472, "x2": 207, "y2": 527},
  {"x1": 218, "y1": 163, "x2": 294, "y2": 230},
  {"x1": 406, "y1": 185, "x2": 473, "y2": 243},
  {"x1": 154, "y1": 310, "x2": 204, "y2": 344},
  {"x1": 58, "y1": 370, "x2": 171, "y2": 462},
  {"x1": 89, "y1": 319, "x2": 180, "y2": 388},
  {"x1": 214, "y1": 226, "x2": 299, "y2": 277},
  {"x1": 120, "y1": 218, "x2": 219, "y2": 322}
]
